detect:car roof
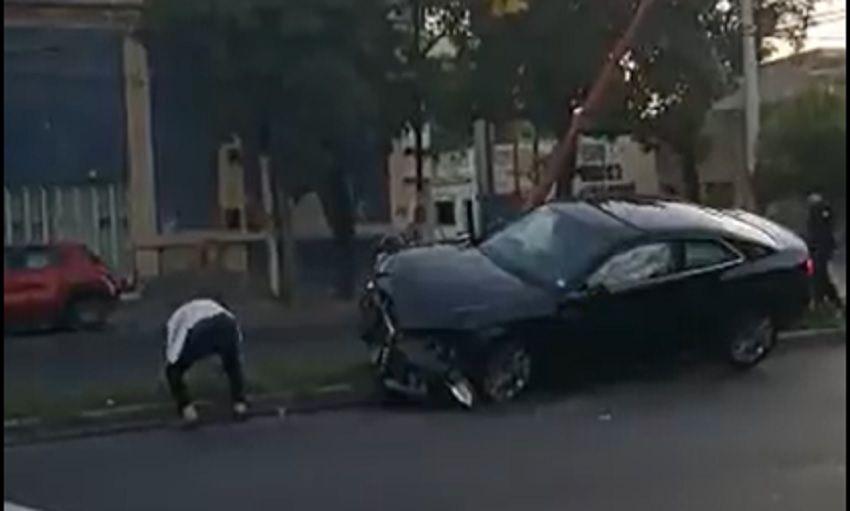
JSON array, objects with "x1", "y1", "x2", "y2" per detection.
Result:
[{"x1": 548, "y1": 197, "x2": 778, "y2": 247}]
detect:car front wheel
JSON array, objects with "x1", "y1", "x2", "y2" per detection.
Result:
[
  {"x1": 479, "y1": 341, "x2": 533, "y2": 403},
  {"x1": 726, "y1": 316, "x2": 776, "y2": 368}
]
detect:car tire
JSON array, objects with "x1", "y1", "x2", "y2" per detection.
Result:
[
  {"x1": 725, "y1": 316, "x2": 777, "y2": 369},
  {"x1": 376, "y1": 378, "x2": 409, "y2": 404},
  {"x1": 67, "y1": 295, "x2": 112, "y2": 331},
  {"x1": 479, "y1": 340, "x2": 533, "y2": 403}
]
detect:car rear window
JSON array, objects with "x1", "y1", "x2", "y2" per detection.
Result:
[
  {"x1": 683, "y1": 240, "x2": 741, "y2": 270},
  {"x1": 4, "y1": 247, "x2": 59, "y2": 271}
]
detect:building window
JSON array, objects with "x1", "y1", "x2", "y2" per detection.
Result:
[
  {"x1": 578, "y1": 165, "x2": 607, "y2": 182},
  {"x1": 577, "y1": 164, "x2": 624, "y2": 183},
  {"x1": 578, "y1": 142, "x2": 606, "y2": 166},
  {"x1": 683, "y1": 240, "x2": 739, "y2": 271},
  {"x1": 435, "y1": 200, "x2": 456, "y2": 226}
]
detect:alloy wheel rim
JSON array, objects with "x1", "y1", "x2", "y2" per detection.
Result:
[{"x1": 731, "y1": 319, "x2": 773, "y2": 364}]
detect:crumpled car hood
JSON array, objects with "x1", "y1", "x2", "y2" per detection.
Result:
[{"x1": 379, "y1": 244, "x2": 556, "y2": 331}]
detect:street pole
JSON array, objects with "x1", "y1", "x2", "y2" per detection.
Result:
[
  {"x1": 411, "y1": 0, "x2": 429, "y2": 240},
  {"x1": 741, "y1": 0, "x2": 760, "y2": 209}
]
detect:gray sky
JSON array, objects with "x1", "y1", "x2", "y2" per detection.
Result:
[{"x1": 774, "y1": 0, "x2": 845, "y2": 57}]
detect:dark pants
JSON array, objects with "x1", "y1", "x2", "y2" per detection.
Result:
[
  {"x1": 165, "y1": 313, "x2": 246, "y2": 413},
  {"x1": 812, "y1": 255, "x2": 842, "y2": 308}
]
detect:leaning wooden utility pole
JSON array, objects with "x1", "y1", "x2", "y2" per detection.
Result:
[{"x1": 524, "y1": 0, "x2": 658, "y2": 210}]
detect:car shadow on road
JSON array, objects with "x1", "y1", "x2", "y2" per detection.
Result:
[
  {"x1": 527, "y1": 351, "x2": 730, "y2": 404},
  {"x1": 370, "y1": 347, "x2": 751, "y2": 417}
]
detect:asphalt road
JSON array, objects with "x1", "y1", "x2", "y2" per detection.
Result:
[{"x1": 5, "y1": 338, "x2": 845, "y2": 511}]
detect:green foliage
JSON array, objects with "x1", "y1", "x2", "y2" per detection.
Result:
[
  {"x1": 144, "y1": 0, "x2": 401, "y2": 198},
  {"x1": 143, "y1": 0, "x2": 817, "y2": 201},
  {"x1": 756, "y1": 87, "x2": 846, "y2": 203},
  {"x1": 419, "y1": 1, "x2": 812, "y2": 164}
]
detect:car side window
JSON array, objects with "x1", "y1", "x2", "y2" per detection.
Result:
[
  {"x1": 587, "y1": 242, "x2": 675, "y2": 290},
  {"x1": 4, "y1": 248, "x2": 56, "y2": 270},
  {"x1": 24, "y1": 251, "x2": 52, "y2": 270},
  {"x1": 683, "y1": 240, "x2": 740, "y2": 271}
]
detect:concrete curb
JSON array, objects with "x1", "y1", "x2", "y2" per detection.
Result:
[
  {"x1": 4, "y1": 385, "x2": 378, "y2": 448},
  {"x1": 779, "y1": 327, "x2": 845, "y2": 340}
]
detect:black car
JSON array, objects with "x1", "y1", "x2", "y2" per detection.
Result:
[{"x1": 359, "y1": 197, "x2": 812, "y2": 407}]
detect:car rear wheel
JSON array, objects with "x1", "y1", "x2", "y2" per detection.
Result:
[
  {"x1": 479, "y1": 341, "x2": 533, "y2": 403},
  {"x1": 67, "y1": 296, "x2": 112, "y2": 330},
  {"x1": 726, "y1": 316, "x2": 776, "y2": 368}
]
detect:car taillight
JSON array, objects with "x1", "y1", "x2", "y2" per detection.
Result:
[{"x1": 803, "y1": 258, "x2": 814, "y2": 277}]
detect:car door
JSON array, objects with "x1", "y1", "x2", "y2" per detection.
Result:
[
  {"x1": 673, "y1": 238, "x2": 746, "y2": 342},
  {"x1": 559, "y1": 240, "x2": 687, "y2": 358},
  {"x1": 4, "y1": 247, "x2": 61, "y2": 325}
]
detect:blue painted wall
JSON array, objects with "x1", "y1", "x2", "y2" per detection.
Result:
[
  {"x1": 4, "y1": 26, "x2": 388, "y2": 230},
  {"x1": 4, "y1": 28, "x2": 126, "y2": 187}
]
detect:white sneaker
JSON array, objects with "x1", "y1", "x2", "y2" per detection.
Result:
[
  {"x1": 233, "y1": 402, "x2": 248, "y2": 420},
  {"x1": 181, "y1": 404, "x2": 199, "y2": 426}
]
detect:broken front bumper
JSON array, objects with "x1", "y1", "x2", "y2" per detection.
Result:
[{"x1": 359, "y1": 282, "x2": 473, "y2": 403}]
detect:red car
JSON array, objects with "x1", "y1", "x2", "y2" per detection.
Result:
[{"x1": 4, "y1": 242, "x2": 120, "y2": 331}]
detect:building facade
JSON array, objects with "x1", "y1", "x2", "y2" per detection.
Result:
[
  {"x1": 687, "y1": 48, "x2": 847, "y2": 208},
  {"x1": 387, "y1": 129, "x2": 663, "y2": 240}
]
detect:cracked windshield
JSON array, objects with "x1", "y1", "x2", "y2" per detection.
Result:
[{"x1": 4, "y1": 0, "x2": 845, "y2": 510}]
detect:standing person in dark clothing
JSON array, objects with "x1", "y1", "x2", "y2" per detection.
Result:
[
  {"x1": 806, "y1": 194, "x2": 844, "y2": 315},
  {"x1": 164, "y1": 296, "x2": 248, "y2": 427}
]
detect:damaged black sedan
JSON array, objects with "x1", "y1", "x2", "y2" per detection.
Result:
[{"x1": 359, "y1": 198, "x2": 812, "y2": 407}]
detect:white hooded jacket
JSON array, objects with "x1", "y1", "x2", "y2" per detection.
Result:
[{"x1": 165, "y1": 299, "x2": 237, "y2": 364}]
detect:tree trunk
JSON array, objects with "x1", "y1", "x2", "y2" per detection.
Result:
[
  {"x1": 681, "y1": 147, "x2": 701, "y2": 203},
  {"x1": 272, "y1": 172, "x2": 298, "y2": 305},
  {"x1": 318, "y1": 169, "x2": 356, "y2": 301},
  {"x1": 512, "y1": 122, "x2": 521, "y2": 196},
  {"x1": 532, "y1": 130, "x2": 540, "y2": 185}
]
